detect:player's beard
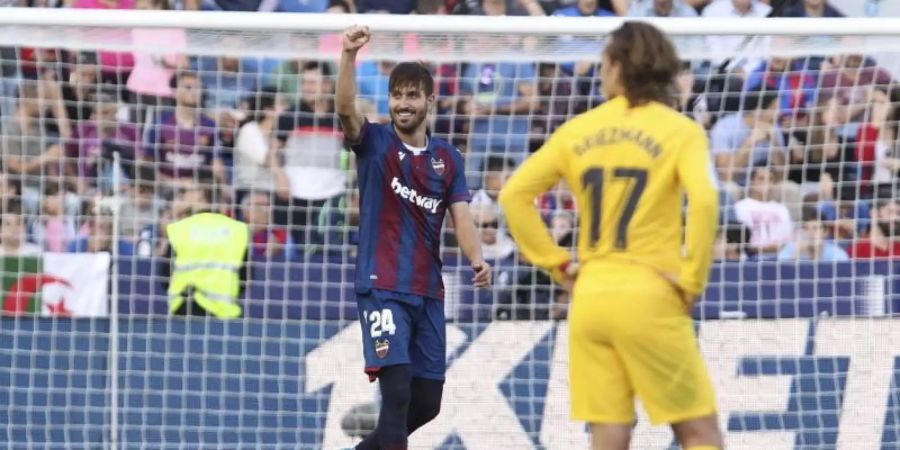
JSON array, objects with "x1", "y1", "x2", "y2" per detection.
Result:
[{"x1": 391, "y1": 107, "x2": 427, "y2": 134}]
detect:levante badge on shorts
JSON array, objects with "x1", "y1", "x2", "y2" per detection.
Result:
[
  {"x1": 375, "y1": 338, "x2": 390, "y2": 359},
  {"x1": 431, "y1": 157, "x2": 445, "y2": 176}
]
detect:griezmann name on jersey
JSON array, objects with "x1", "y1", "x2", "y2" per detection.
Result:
[
  {"x1": 500, "y1": 96, "x2": 719, "y2": 295},
  {"x1": 350, "y1": 120, "x2": 470, "y2": 300}
]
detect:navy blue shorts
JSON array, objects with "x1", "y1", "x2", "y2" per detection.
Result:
[{"x1": 356, "y1": 289, "x2": 446, "y2": 382}]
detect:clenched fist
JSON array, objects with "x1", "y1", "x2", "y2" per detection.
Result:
[{"x1": 342, "y1": 25, "x2": 370, "y2": 53}]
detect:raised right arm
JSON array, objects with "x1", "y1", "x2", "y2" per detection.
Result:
[{"x1": 336, "y1": 25, "x2": 370, "y2": 144}]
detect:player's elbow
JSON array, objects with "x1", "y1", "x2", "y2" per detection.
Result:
[{"x1": 497, "y1": 187, "x2": 518, "y2": 211}]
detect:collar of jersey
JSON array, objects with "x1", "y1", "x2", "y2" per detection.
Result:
[{"x1": 389, "y1": 122, "x2": 434, "y2": 154}]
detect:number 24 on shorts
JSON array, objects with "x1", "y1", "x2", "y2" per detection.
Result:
[{"x1": 364, "y1": 309, "x2": 397, "y2": 337}]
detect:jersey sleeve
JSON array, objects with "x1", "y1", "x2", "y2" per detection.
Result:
[
  {"x1": 346, "y1": 119, "x2": 381, "y2": 158},
  {"x1": 447, "y1": 149, "x2": 471, "y2": 204},
  {"x1": 498, "y1": 127, "x2": 571, "y2": 274},
  {"x1": 676, "y1": 126, "x2": 720, "y2": 296}
]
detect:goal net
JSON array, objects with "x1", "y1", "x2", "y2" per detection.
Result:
[{"x1": 0, "y1": 9, "x2": 898, "y2": 449}]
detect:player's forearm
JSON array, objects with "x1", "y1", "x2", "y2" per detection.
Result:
[
  {"x1": 680, "y1": 186, "x2": 719, "y2": 296},
  {"x1": 455, "y1": 217, "x2": 485, "y2": 266},
  {"x1": 336, "y1": 50, "x2": 360, "y2": 119}
]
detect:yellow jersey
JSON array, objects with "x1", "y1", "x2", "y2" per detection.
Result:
[{"x1": 498, "y1": 96, "x2": 719, "y2": 296}]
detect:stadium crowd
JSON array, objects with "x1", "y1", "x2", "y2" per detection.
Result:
[{"x1": 0, "y1": 0, "x2": 898, "y2": 319}]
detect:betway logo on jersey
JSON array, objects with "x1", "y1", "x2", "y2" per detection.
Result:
[{"x1": 390, "y1": 177, "x2": 442, "y2": 213}]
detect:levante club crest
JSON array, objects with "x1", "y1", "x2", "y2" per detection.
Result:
[
  {"x1": 374, "y1": 338, "x2": 390, "y2": 359},
  {"x1": 431, "y1": 157, "x2": 445, "y2": 176}
]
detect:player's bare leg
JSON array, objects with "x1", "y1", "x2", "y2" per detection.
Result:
[
  {"x1": 671, "y1": 413, "x2": 723, "y2": 450},
  {"x1": 588, "y1": 423, "x2": 630, "y2": 450}
]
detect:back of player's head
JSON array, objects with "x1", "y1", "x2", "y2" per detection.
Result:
[
  {"x1": 604, "y1": 21, "x2": 680, "y2": 106},
  {"x1": 389, "y1": 62, "x2": 434, "y2": 97}
]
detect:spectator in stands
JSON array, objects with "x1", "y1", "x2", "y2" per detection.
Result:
[
  {"x1": 275, "y1": 0, "x2": 326, "y2": 12},
  {"x1": 233, "y1": 88, "x2": 291, "y2": 205},
  {"x1": 783, "y1": 0, "x2": 845, "y2": 17},
  {"x1": 356, "y1": 0, "x2": 413, "y2": 13},
  {"x1": 143, "y1": 71, "x2": 226, "y2": 193},
  {"x1": 552, "y1": 0, "x2": 614, "y2": 16},
  {"x1": 455, "y1": 0, "x2": 548, "y2": 15},
  {"x1": 137, "y1": 183, "x2": 211, "y2": 258},
  {"x1": 848, "y1": 197, "x2": 900, "y2": 259},
  {"x1": 242, "y1": 191, "x2": 296, "y2": 261},
  {"x1": 713, "y1": 223, "x2": 752, "y2": 261},
  {"x1": 1, "y1": 80, "x2": 68, "y2": 213},
  {"x1": 62, "y1": 52, "x2": 101, "y2": 124},
  {"x1": 119, "y1": 166, "x2": 164, "y2": 242},
  {"x1": 533, "y1": 0, "x2": 626, "y2": 15},
  {"x1": 459, "y1": 56, "x2": 536, "y2": 174},
  {"x1": 710, "y1": 88, "x2": 784, "y2": 191},
  {"x1": 274, "y1": 61, "x2": 346, "y2": 246},
  {"x1": 819, "y1": 53, "x2": 893, "y2": 139},
  {"x1": 66, "y1": 88, "x2": 140, "y2": 194},
  {"x1": 531, "y1": 63, "x2": 588, "y2": 143},
  {"x1": 32, "y1": 183, "x2": 77, "y2": 253},
  {"x1": 354, "y1": 59, "x2": 393, "y2": 122},
  {"x1": 676, "y1": 61, "x2": 710, "y2": 128},
  {"x1": 0, "y1": 199, "x2": 41, "y2": 257},
  {"x1": 68, "y1": 206, "x2": 136, "y2": 255},
  {"x1": 472, "y1": 203, "x2": 516, "y2": 262},
  {"x1": 628, "y1": 0, "x2": 697, "y2": 16},
  {"x1": 471, "y1": 155, "x2": 513, "y2": 210},
  {"x1": 778, "y1": 205, "x2": 849, "y2": 262},
  {"x1": 194, "y1": 45, "x2": 260, "y2": 113},
  {"x1": 817, "y1": 184, "x2": 869, "y2": 245},
  {"x1": 127, "y1": 0, "x2": 188, "y2": 123},
  {"x1": 855, "y1": 87, "x2": 900, "y2": 192},
  {"x1": 159, "y1": 184, "x2": 250, "y2": 318},
  {"x1": 537, "y1": 180, "x2": 575, "y2": 222},
  {"x1": 734, "y1": 165, "x2": 795, "y2": 257},
  {"x1": 457, "y1": 0, "x2": 541, "y2": 139},
  {"x1": 313, "y1": 186, "x2": 359, "y2": 257},
  {"x1": 0, "y1": 173, "x2": 21, "y2": 211},
  {"x1": 72, "y1": 0, "x2": 135, "y2": 84},
  {"x1": 701, "y1": 0, "x2": 771, "y2": 73},
  {"x1": 786, "y1": 94, "x2": 857, "y2": 197},
  {"x1": 495, "y1": 209, "x2": 573, "y2": 321},
  {"x1": 744, "y1": 56, "x2": 818, "y2": 124}
]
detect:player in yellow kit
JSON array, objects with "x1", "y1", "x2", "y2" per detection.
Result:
[{"x1": 498, "y1": 22, "x2": 723, "y2": 450}]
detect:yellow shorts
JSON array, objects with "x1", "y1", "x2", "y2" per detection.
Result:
[{"x1": 568, "y1": 264, "x2": 717, "y2": 425}]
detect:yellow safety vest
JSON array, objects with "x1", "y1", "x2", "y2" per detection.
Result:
[{"x1": 166, "y1": 212, "x2": 249, "y2": 318}]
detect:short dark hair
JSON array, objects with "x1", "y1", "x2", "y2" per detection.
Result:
[
  {"x1": 742, "y1": 88, "x2": 779, "y2": 111},
  {"x1": 301, "y1": 60, "x2": 332, "y2": 77},
  {"x1": 169, "y1": 71, "x2": 199, "y2": 90},
  {"x1": 749, "y1": 163, "x2": 771, "y2": 180},
  {"x1": 604, "y1": 21, "x2": 680, "y2": 106},
  {"x1": 245, "y1": 87, "x2": 279, "y2": 122},
  {"x1": 3, "y1": 197, "x2": 22, "y2": 216},
  {"x1": 389, "y1": 62, "x2": 434, "y2": 97},
  {"x1": 484, "y1": 155, "x2": 514, "y2": 172},
  {"x1": 801, "y1": 205, "x2": 823, "y2": 223}
]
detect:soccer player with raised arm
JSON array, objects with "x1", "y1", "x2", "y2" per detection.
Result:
[
  {"x1": 336, "y1": 25, "x2": 491, "y2": 450},
  {"x1": 499, "y1": 22, "x2": 723, "y2": 450}
]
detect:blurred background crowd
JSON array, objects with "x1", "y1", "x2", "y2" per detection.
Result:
[{"x1": 0, "y1": 0, "x2": 898, "y2": 320}]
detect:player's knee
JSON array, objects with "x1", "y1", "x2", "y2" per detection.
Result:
[
  {"x1": 418, "y1": 394, "x2": 441, "y2": 424},
  {"x1": 672, "y1": 414, "x2": 722, "y2": 449}
]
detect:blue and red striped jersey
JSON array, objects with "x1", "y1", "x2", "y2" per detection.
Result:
[{"x1": 350, "y1": 120, "x2": 470, "y2": 300}]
